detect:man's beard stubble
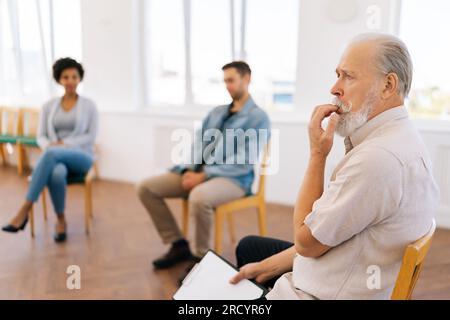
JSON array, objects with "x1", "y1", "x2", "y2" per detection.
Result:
[{"x1": 333, "y1": 89, "x2": 377, "y2": 137}]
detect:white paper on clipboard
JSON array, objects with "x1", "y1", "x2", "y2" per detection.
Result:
[{"x1": 173, "y1": 250, "x2": 266, "y2": 300}]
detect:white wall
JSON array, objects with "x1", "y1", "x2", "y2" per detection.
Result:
[
  {"x1": 294, "y1": 0, "x2": 401, "y2": 111},
  {"x1": 78, "y1": 0, "x2": 450, "y2": 228}
]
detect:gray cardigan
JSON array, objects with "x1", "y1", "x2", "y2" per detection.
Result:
[{"x1": 37, "y1": 96, "x2": 99, "y2": 156}]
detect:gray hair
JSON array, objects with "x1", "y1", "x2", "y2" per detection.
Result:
[{"x1": 350, "y1": 33, "x2": 413, "y2": 98}]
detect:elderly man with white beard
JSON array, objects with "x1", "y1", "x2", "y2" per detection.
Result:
[{"x1": 229, "y1": 33, "x2": 440, "y2": 300}]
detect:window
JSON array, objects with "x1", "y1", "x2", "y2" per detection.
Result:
[
  {"x1": 191, "y1": 0, "x2": 232, "y2": 106},
  {"x1": 146, "y1": 0, "x2": 186, "y2": 106},
  {"x1": 399, "y1": 0, "x2": 450, "y2": 120},
  {"x1": 0, "y1": 0, "x2": 82, "y2": 105},
  {"x1": 246, "y1": 0, "x2": 298, "y2": 111},
  {"x1": 144, "y1": 0, "x2": 299, "y2": 110}
]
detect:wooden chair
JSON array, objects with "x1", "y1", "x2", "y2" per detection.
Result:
[
  {"x1": 391, "y1": 219, "x2": 436, "y2": 300},
  {"x1": 0, "y1": 107, "x2": 21, "y2": 167},
  {"x1": 17, "y1": 108, "x2": 41, "y2": 175},
  {"x1": 29, "y1": 162, "x2": 99, "y2": 238},
  {"x1": 181, "y1": 143, "x2": 270, "y2": 254},
  {"x1": 0, "y1": 108, "x2": 5, "y2": 165}
]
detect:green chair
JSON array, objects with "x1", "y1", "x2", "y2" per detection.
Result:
[{"x1": 0, "y1": 107, "x2": 20, "y2": 167}]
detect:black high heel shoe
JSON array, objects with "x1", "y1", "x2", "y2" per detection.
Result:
[
  {"x1": 53, "y1": 223, "x2": 67, "y2": 243},
  {"x1": 2, "y1": 216, "x2": 29, "y2": 233}
]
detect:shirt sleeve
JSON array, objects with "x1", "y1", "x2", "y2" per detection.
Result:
[
  {"x1": 169, "y1": 110, "x2": 210, "y2": 173},
  {"x1": 304, "y1": 146, "x2": 403, "y2": 247}
]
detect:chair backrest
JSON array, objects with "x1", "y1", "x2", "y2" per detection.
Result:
[
  {"x1": 19, "y1": 108, "x2": 40, "y2": 137},
  {"x1": 255, "y1": 142, "x2": 270, "y2": 197},
  {"x1": 391, "y1": 219, "x2": 436, "y2": 300},
  {"x1": 0, "y1": 107, "x2": 20, "y2": 136}
]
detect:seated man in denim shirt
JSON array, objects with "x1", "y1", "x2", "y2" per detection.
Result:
[{"x1": 137, "y1": 61, "x2": 270, "y2": 270}]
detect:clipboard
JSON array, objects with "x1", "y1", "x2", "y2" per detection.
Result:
[{"x1": 173, "y1": 250, "x2": 267, "y2": 300}]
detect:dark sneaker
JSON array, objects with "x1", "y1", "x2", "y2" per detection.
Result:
[{"x1": 152, "y1": 242, "x2": 194, "y2": 269}]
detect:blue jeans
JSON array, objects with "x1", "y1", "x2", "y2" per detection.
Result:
[{"x1": 26, "y1": 147, "x2": 93, "y2": 215}]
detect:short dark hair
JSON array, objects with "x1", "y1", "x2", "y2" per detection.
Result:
[
  {"x1": 222, "y1": 61, "x2": 251, "y2": 76},
  {"x1": 52, "y1": 57, "x2": 84, "y2": 83}
]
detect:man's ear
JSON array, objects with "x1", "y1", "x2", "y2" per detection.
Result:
[
  {"x1": 243, "y1": 73, "x2": 251, "y2": 84},
  {"x1": 381, "y1": 72, "x2": 399, "y2": 99}
]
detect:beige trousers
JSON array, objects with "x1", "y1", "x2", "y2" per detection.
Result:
[{"x1": 136, "y1": 172, "x2": 245, "y2": 256}]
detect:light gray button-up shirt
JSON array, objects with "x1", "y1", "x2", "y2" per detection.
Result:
[{"x1": 267, "y1": 105, "x2": 440, "y2": 300}]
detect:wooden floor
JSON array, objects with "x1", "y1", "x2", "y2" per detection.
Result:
[{"x1": 0, "y1": 166, "x2": 449, "y2": 299}]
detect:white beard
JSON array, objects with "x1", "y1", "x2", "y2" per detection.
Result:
[{"x1": 333, "y1": 90, "x2": 377, "y2": 137}]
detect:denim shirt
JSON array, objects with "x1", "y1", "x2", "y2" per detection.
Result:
[{"x1": 170, "y1": 96, "x2": 271, "y2": 195}]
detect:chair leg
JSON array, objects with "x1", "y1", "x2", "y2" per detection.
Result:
[
  {"x1": 22, "y1": 146, "x2": 30, "y2": 173},
  {"x1": 29, "y1": 205, "x2": 35, "y2": 238},
  {"x1": 17, "y1": 143, "x2": 23, "y2": 175},
  {"x1": 214, "y1": 209, "x2": 225, "y2": 254},
  {"x1": 93, "y1": 163, "x2": 99, "y2": 178},
  {"x1": 0, "y1": 144, "x2": 7, "y2": 166},
  {"x1": 258, "y1": 201, "x2": 267, "y2": 237},
  {"x1": 88, "y1": 186, "x2": 94, "y2": 219},
  {"x1": 42, "y1": 188, "x2": 48, "y2": 221},
  {"x1": 227, "y1": 212, "x2": 236, "y2": 243},
  {"x1": 84, "y1": 182, "x2": 92, "y2": 235},
  {"x1": 182, "y1": 199, "x2": 189, "y2": 237}
]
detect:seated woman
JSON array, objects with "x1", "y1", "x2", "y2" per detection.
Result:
[{"x1": 2, "y1": 57, "x2": 98, "y2": 243}]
